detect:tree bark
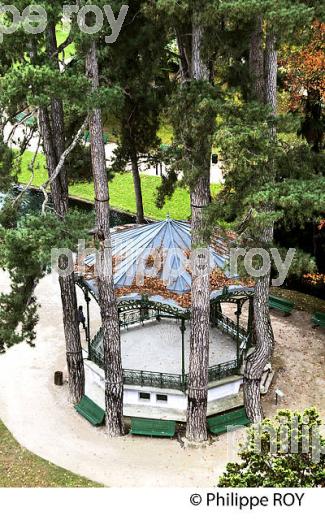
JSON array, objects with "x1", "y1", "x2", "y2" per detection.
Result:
[
  {"x1": 86, "y1": 41, "x2": 124, "y2": 437},
  {"x1": 244, "y1": 24, "x2": 277, "y2": 423},
  {"x1": 187, "y1": 175, "x2": 211, "y2": 442},
  {"x1": 185, "y1": 20, "x2": 211, "y2": 443},
  {"x1": 130, "y1": 150, "x2": 145, "y2": 224},
  {"x1": 175, "y1": 26, "x2": 191, "y2": 81},
  {"x1": 38, "y1": 23, "x2": 84, "y2": 404},
  {"x1": 265, "y1": 30, "x2": 277, "y2": 140},
  {"x1": 244, "y1": 225, "x2": 274, "y2": 422},
  {"x1": 39, "y1": 105, "x2": 85, "y2": 404},
  {"x1": 249, "y1": 16, "x2": 264, "y2": 103},
  {"x1": 59, "y1": 269, "x2": 85, "y2": 404}
]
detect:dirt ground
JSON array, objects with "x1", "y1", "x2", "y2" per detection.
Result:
[
  {"x1": 262, "y1": 309, "x2": 325, "y2": 419},
  {"x1": 0, "y1": 270, "x2": 324, "y2": 486},
  {"x1": 222, "y1": 300, "x2": 325, "y2": 420}
]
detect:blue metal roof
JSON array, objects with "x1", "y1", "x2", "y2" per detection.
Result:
[{"x1": 84, "y1": 218, "x2": 230, "y2": 294}]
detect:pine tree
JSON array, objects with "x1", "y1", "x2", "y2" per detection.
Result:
[
  {"x1": 39, "y1": 19, "x2": 85, "y2": 403},
  {"x1": 86, "y1": 40, "x2": 124, "y2": 436},
  {"x1": 0, "y1": 2, "x2": 89, "y2": 401},
  {"x1": 107, "y1": 0, "x2": 170, "y2": 224},
  {"x1": 149, "y1": 0, "x2": 220, "y2": 441},
  {"x1": 243, "y1": 13, "x2": 276, "y2": 423},
  {"x1": 0, "y1": 209, "x2": 92, "y2": 353},
  {"x1": 207, "y1": 0, "x2": 322, "y2": 422}
]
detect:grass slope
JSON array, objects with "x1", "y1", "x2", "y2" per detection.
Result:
[
  {"x1": 271, "y1": 287, "x2": 325, "y2": 314},
  {"x1": 18, "y1": 151, "x2": 221, "y2": 220},
  {"x1": 0, "y1": 420, "x2": 100, "y2": 487}
]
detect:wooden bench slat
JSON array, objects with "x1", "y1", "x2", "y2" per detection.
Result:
[
  {"x1": 130, "y1": 418, "x2": 176, "y2": 437},
  {"x1": 208, "y1": 406, "x2": 250, "y2": 435},
  {"x1": 269, "y1": 295, "x2": 294, "y2": 316},
  {"x1": 312, "y1": 311, "x2": 325, "y2": 328},
  {"x1": 75, "y1": 396, "x2": 105, "y2": 426}
]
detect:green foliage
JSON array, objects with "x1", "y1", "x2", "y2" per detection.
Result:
[
  {"x1": 0, "y1": 140, "x2": 16, "y2": 191},
  {"x1": 218, "y1": 0, "x2": 314, "y2": 37},
  {"x1": 219, "y1": 408, "x2": 325, "y2": 487},
  {"x1": 273, "y1": 247, "x2": 317, "y2": 280},
  {"x1": 172, "y1": 81, "x2": 219, "y2": 187},
  {"x1": 157, "y1": 80, "x2": 219, "y2": 205},
  {"x1": 107, "y1": 0, "x2": 170, "y2": 174},
  {"x1": 0, "y1": 200, "x2": 20, "y2": 229},
  {"x1": 209, "y1": 101, "x2": 325, "y2": 251},
  {"x1": 1, "y1": 64, "x2": 88, "y2": 112},
  {"x1": 0, "y1": 206, "x2": 93, "y2": 351},
  {"x1": 249, "y1": 177, "x2": 325, "y2": 228}
]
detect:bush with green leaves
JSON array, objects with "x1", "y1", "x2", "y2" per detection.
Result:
[{"x1": 219, "y1": 408, "x2": 325, "y2": 487}]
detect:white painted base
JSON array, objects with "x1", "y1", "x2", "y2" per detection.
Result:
[{"x1": 84, "y1": 359, "x2": 244, "y2": 422}]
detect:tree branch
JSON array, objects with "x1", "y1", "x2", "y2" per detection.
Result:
[
  {"x1": 13, "y1": 127, "x2": 41, "y2": 207},
  {"x1": 40, "y1": 116, "x2": 88, "y2": 214},
  {"x1": 5, "y1": 109, "x2": 37, "y2": 145}
]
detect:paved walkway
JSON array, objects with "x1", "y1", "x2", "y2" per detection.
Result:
[{"x1": 0, "y1": 271, "x2": 242, "y2": 487}]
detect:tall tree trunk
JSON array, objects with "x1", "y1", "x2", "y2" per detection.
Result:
[
  {"x1": 39, "y1": 105, "x2": 85, "y2": 404},
  {"x1": 249, "y1": 16, "x2": 264, "y2": 102},
  {"x1": 244, "y1": 225, "x2": 274, "y2": 422},
  {"x1": 187, "y1": 175, "x2": 211, "y2": 442},
  {"x1": 244, "y1": 24, "x2": 277, "y2": 423},
  {"x1": 58, "y1": 272, "x2": 85, "y2": 403},
  {"x1": 130, "y1": 150, "x2": 145, "y2": 224},
  {"x1": 38, "y1": 24, "x2": 84, "y2": 404},
  {"x1": 264, "y1": 30, "x2": 277, "y2": 138},
  {"x1": 86, "y1": 41, "x2": 124, "y2": 436},
  {"x1": 175, "y1": 26, "x2": 191, "y2": 80},
  {"x1": 185, "y1": 19, "x2": 211, "y2": 443}
]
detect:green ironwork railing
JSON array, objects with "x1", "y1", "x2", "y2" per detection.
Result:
[
  {"x1": 87, "y1": 300, "x2": 247, "y2": 391},
  {"x1": 119, "y1": 307, "x2": 160, "y2": 329},
  {"x1": 208, "y1": 359, "x2": 239, "y2": 383},
  {"x1": 214, "y1": 311, "x2": 247, "y2": 341},
  {"x1": 89, "y1": 329, "x2": 240, "y2": 391},
  {"x1": 123, "y1": 369, "x2": 185, "y2": 391},
  {"x1": 88, "y1": 341, "x2": 186, "y2": 391}
]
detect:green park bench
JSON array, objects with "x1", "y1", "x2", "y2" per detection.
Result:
[
  {"x1": 130, "y1": 417, "x2": 176, "y2": 438},
  {"x1": 208, "y1": 406, "x2": 250, "y2": 436},
  {"x1": 75, "y1": 395, "x2": 105, "y2": 426},
  {"x1": 269, "y1": 295, "x2": 294, "y2": 316},
  {"x1": 312, "y1": 311, "x2": 325, "y2": 329},
  {"x1": 84, "y1": 130, "x2": 109, "y2": 144},
  {"x1": 15, "y1": 111, "x2": 36, "y2": 127}
]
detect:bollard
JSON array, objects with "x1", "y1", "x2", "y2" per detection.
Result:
[{"x1": 54, "y1": 371, "x2": 63, "y2": 386}]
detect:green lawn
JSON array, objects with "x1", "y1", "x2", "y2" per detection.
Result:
[
  {"x1": 18, "y1": 150, "x2": 221, "y2": 220},
  {"x1": 0, "y1": 420, "x2": 100, "y2": 487},
  {"x1": 56, "y1": 25, "x2": 75, "y2": 59}
]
